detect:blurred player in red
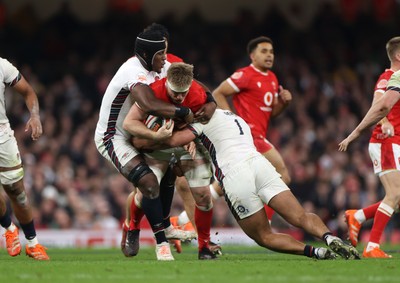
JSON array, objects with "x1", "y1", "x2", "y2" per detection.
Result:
[
  {"x1": 342, "y1": 36, "x2": 400, "y2": 258},
  {"x1": 124, "y1": 62, "x2": 217, "y2": 259},
  {"x1": 212, "y1": 36, "x2": 292, "y2": 222}
]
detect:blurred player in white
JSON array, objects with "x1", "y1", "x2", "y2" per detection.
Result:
[
  {"x1": 212, "y1": 36, "x2": 292, "y2": 222},
  {"x1": 340, "y1": 36, "x2": 400, "y2": 258},
  {"x1": 0, "y1": 57, "x2": 49, "y2": 260},
  {"x1": 132, "y1": 109, "x2": 360, "y2": 260}
]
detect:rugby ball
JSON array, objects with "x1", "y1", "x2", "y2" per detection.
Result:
[{"x1": 144, "y1": 115, "x2": 171, "y2": 132}]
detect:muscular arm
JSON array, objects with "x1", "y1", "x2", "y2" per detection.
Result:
[
  {"x1": 356, "y1": 90, "x2": 400, "y2": 132},
  {"x1": 13, "y1": 76, "x2": 42, "y2": 140},
  {"x1": 212, "y1": 80, "x2": 237, "y2": 111},
  {"x1": 338, "y1": 89, "x2": 400, "y2": 151},
  {"x1": 123, "y1": 103, "x2": 173, "y2": 140},
  {"x1": 372, "y1": 90, "x2": 391, "y2": 127},
  {"x1": 132, "y1": 128, "x2": 196, "y2": 151},
  {"x1": 131, "y1": 83, "x2": 193, "y2": 122}
]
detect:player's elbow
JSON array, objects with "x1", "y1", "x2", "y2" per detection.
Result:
[{"x1": 122, "y1": 120, "x2": 129, "y2": 131}]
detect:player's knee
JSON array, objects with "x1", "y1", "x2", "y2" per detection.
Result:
[
  {"x1": 2, "y1": 175, "x2": 28, "y2": 206},
  {"x1": 175, "y1": 177, "x2": 190, "y2": 193},
  {"x1": 192, "y1": 187, "x2": 212, "y2": 208},
  {"x1": 127, "y1": 162, "x2": 159, "y2": 198},
  {"x1": 127, "y1": 162, "x2": 153, "y2": 187},
  {"x1": 0, "y1": 167, "x2": 24, "y2": 187}
]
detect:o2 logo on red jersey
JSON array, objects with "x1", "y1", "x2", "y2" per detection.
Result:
[{"x1": 260, "y1": 91, "x2": 274, "y2": 111}]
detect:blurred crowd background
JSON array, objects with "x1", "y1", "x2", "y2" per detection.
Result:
[{"x1": 1, "y1": 0, "x2": 400, "y2": 241}]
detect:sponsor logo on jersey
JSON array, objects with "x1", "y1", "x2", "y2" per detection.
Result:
[
  {"x1": 136, "y1": 72, "x2": 147, "y2": 83},
  {"x1": 121, "y1": 151, "x2": 131, "y2": 161}
]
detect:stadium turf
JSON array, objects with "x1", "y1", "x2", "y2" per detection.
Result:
[{"x1": 0, "y1": 245, "x2": 399, "y2": 283}]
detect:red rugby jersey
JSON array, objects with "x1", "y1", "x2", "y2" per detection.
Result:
[
  {"x1": 370, "y1": 69, "x2": 400, "y2": 144},
  {"x1": 228, "y1": 64, "x2": 279, "y2": 138},
  {"x1": 150, "y1": 78, "x2": 206, "y2": 113}
]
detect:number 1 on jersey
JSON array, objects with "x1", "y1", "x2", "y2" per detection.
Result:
[{"x1": 234, "y1": 119, "x2": 244, "y2": 135}]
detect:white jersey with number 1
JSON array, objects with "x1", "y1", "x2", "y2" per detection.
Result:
[{"x1": 188, "y1": 109, "x2": 288, "y2": 219}]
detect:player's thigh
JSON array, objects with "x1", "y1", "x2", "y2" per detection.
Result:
[
  {"x1": 379, "y1": 170, "x2": 400, "y2": 202},
  {"x1": 175, "y1": 176, "x2": 195, "y2": 205},
  {"x1": 0, "y1": 132, "x2": 23, "y2": 185},
  {"x1": 94, "y1": 137, "x2": 140, "y2": 172},
  {"x1": 237, "y1": 208, "x2": 272, "y2": 242},
  {"x1": 252, "y1": 156, "x2": 290, "y2": 205},
  {"x1": 180, "y1": 158, "x2": 212, "y2": 188},
  {"x1": 268, "y1": 190, "x2": 306, "y2": 224},
  {"x1": 222, "y1": 162, "x2": 264, "y2": 220}
]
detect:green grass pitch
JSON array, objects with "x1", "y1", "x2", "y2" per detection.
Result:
[{"x1": 0, "y1": 245, "x2": 399, "y2": 283}]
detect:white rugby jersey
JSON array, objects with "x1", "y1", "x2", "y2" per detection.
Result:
[
  {"x1": 0, "y1": 57, "x2": 20, "y2": 123},
  {"x1": 189, "y1": 109, "x2": 260, "y2": 180},
  {"x1": 95, "y1": 56, "x2": 170, "y2": 141}
]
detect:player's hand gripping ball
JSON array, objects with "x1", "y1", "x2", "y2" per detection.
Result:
[{"x1": 145, "y1": 115, "x2": 172, "y2": 131}]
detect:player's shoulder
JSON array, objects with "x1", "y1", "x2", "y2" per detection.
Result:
[
  {"x1": 388, "y1": 70, "x2": 400, "y2": 87},
  {"x1": 379, "y1": 69, "x2": 394, "y2": 81},
  {"x1": 374, "y1": 69, "x2": 394, "y2": 91},
  {"x1": 230, "y1": 65, "x2": 252, "y2": 81},
  {"x1": 167, "y1": 53, "x2": 183, "y2": 63},
  {"x1": 150, "y1": 77, "x2": 166, "y2": 91},
  {"x1": 0, "y1": 57, "x2": 14, "y2": 70},
  {"x1": 122, "y1": 56, "x2": 144, "y2": 70},
  {"x1": 190, "y1": 80, "x2": 204, "y2": 92}
]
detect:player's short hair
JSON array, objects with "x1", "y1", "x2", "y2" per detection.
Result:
[
  {"x1": 144, "y1": 23, "x2": 170, "y2": 42},
  {"x1": 166, "y1": 62, "x2": 193, "y2": 92},
  {"x1": 247, "y1": 36, "x2": 273, "y2": 55},
  {"x1": 386, "y1": 37, "x2": 400, "y2": 62}
]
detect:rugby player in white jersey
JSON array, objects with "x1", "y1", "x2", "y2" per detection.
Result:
[
  {"x1": 94, "y1": 29, "x2": 195, "y2": 261},
  {"x1": 129, "y1": 109, "x2": 361, "y2": 260},
  {"x1": 0, "y1": 57, "x2": 49, "y2": 260}
]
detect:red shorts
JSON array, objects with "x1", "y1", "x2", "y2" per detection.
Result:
[{"x1": 253, "y1": 135, "x2": 274, "y2": 154}]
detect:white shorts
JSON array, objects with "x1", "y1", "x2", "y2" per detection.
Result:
[
  {"x1": 0, "y1": 123, "x2": 24, "y2": 184},
  {"x1": 222, "y1": 155, "x2": 289, "y2": 220},
  {"x1": 368, "y1": 142, "x2": 400, "y2": 175},
  {"x1": 94, "y1": 135, "x2": 140, "y2": 171}
]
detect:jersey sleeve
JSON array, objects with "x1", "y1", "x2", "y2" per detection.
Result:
[
  {"x1": 226, "y1": 68, "x2": 249, "y2": 93},
  {"x1": 127, "y1": 68, "x2": 149, "y2": 90},
  {"x1": 187, "y1": 122, "x2": 204, "y2": 137},
  {"x1": 0, "y1": 58, "x2": 20, "y2": 85},
  {"x1": 374, "y1": 71, "x2": 392, "y2": 93}
]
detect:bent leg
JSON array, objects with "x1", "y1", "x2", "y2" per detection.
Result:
[
  {"x1": 268, "y1": 190, "x2": 330, "y2": 239},
  {"x1": 237, "y1": 208, "x2": 306, "y2": 255}
]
